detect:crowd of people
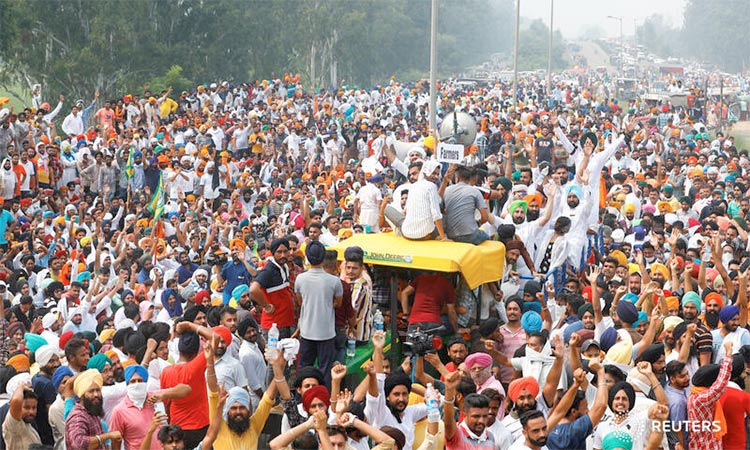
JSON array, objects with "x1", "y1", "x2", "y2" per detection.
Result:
[{"x1": 0, "y1": 70, "x2": 748, "y2": 450}]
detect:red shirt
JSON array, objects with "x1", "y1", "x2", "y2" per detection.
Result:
[
  {"x1": 408, "y1": 274, "x2": 455, "y2": 325},
  {"x1": 160, "y1": 352, "x2": 209, "y2": 430},
  {"x1": 720, "y1": 384, "x2": 750, "y2": 450},
  {"x1": 255, "y1": 263, "x2": 296, "y2": 329}
]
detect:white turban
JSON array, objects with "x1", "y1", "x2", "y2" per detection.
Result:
[
  {"x1": 42, "y1": 312, "x2": 58, "y2": 330},
  {"x1": 35, "y1": 345, "x2": 57, "y2": 368},
  {"x1": 5, "y1": 373, "x2": 31, "y2": 395}
]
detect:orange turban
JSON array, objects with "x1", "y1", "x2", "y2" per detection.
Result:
[
  {"x1": 523, "y1": 193, "x2": 543, "y2": 206},
  {"x1": 665, "y1": 296, "x2": 680, "y2": 311},
  {"x1": 6, "y1": 354, "x2": 30, "y2": 373},
  {"x1": 508, "y1": 376, "x2": 540, "y2": 403},
  {"x1": 705, "y1": 292, "x2": 723, "y2": 309},
  {"x1": 230, "y1": 239, "x2": 246, "y2": 250}
]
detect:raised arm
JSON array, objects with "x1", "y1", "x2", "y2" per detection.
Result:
[
  {"x1": 587, "y1": 360, "x2": 609, "y2": 426},
  {"x1": 547, "y1": 368, "x2": 583, "y2": 431}
]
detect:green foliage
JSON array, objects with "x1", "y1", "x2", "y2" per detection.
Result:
[
  {"x1": 517, "y1": 20, "x2": 568, "y2": 71},
  {"x1": 147, "y1": 66, "x2": 195, "y2": 97},
  {"x1": 0, "y1": 0, "x2": 515, "y2": 100}
]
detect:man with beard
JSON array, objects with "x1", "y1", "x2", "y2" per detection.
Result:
[
  {"x1": 207, "y1": 334, "x2": 290, "y2": 449},
  {"x1": 87, "y1": 353, "x2": 127, "y2": 424},
  {"x1": 65, "y1": 368, "x2": 123, "y2": 450},
  {"x1": 664, "y1": 360, "x2": 690, "y2": 450},
  {"x1": 238, "y1": 318, "x2": 267, "y2": 412},
  {"x1": 249, "y1": 238, "x2": 295, "y2": 343},
  {"x1": 680, "y1": 291, "x2": 714, "y2": 366},
  {"x1": 212, "y1": 325, "x2": 247, "y2": 391},
  {"x1": 509, "y1": 410, "x2": 548, "y2": 450},
  {"x1": 636, "y1": 344, "x2": 667, "y2": 382},
  {"x1": 712, "y1": 304, "x2": 750, "y2": 362},
  {"x1": 500, "y1": 377, "x2": 544, "y2": 441},
  {"x1": 30, "y1": 345, "x2": 60, "y2": 445},
  {"x1": 365, "y1": 330, "x2": 427, "y2": 450},
  {"x1": 444, "y1": 336, "x2": 468, "y2": 374},
  {"x1": 443, "y1": 371, "x2": 495, "y2": 449},
  {"x1": 3, "y1": 381, "x2": 41, "y2": 450}
]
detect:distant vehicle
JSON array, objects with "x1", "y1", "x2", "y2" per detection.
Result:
[{"x1": 616, "y1": 78, "x2": 638, "y2": 101}]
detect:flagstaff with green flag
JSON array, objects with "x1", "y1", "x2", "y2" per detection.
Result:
[
  {"x1": 125, "y1": 147, "x2": 134, "y2": 180},
  {"x1": 147, "y1": 173, "x2": 165, "y2": 220}
]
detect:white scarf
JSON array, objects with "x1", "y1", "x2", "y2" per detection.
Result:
[{"x1": 265, "y1": 256, "x2": 289, "y2": 293}]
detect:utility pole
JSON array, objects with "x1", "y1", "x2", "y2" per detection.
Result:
[
  {"x1": 428, "y1": 0, "x2": 438, "y2": 133},
  {"x1": 512, "y1": 0, "x2": 521, "y2": 106},
  {"x1": 547, "y1": 0, "x2": 553, "y2": 102},
  {"x1": 607, "y1": 16, "x2": 623, "y2": 74},
  {"x1": 719, "y1": 76, "x2": 724, "y2": 132}
]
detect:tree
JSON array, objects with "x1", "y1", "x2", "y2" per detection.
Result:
[{"x1": 518, "y1": 20, "x2": 568, "y2": 71}]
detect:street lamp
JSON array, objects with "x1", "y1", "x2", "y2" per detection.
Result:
[
  {"x1": 512, "y1": 0, "x2": 521, "y2": 106},
  {"x1": 428, "y1": 0, "x2": 438, "y2": 133},
  {"x1": 607, "y1": 15, "x2": 623, "y2": 74}
]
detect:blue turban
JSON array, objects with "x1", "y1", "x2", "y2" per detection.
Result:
[
  {"x1": 633, "y1": 311, "x2": 649, "y2": 328},
  {"x1": 682, "y1": 291, "x2": 702, "y2": 310},
  {"x1": 522, "y1": 301, "x2": 542, "y2": 314},
  {"x1": 622, "y1": 293, "x2": 638, "y2": 303},
  {"x1": 43, "y1": 211, "x2": 55, "y2": 219},
  {"x1": 124, "y1": 364, "x2": 149, "y2": 384},
  {"x1": 563, "y1": 321, "x2": 584, "y2": 344},
  {"x1": 600, "y1": 327, "x2": 618, "y2": 352},
  {"x1": 87, "y1": 354, "x2": 112, "y2": 373},
  {"x1": 52, "y1": 366, "x2": 74, "y2": 390},
  {"x1": 223, "y1": 386, "x2": 251, "y2": 419},
  {"x1": 77, "y1": 271, "x2": 91, "y2": 282},
  {"x1": 566, "y1": 184, "x2": 584, "y2": 200},
  {"x1": 719, "y1": 305, "x2": 740, "y2": 324},
  {"x1": 521, "y1": 311, "x2": 543, "y2": 333},
  {"x1": 232, "y1": 284, "x2": 249, "y2": 302},
  {"x1": 133, "y1": 151, "x2": 143, "y2": 159},
  {"x1": 616, "y1": 300, "x2": 638, "y2": 324}
]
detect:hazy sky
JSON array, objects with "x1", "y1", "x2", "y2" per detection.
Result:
[{"x1": 520, "y1": 0, "x2": 686, "y2": 39}]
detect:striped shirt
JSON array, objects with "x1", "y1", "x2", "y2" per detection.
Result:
[
  {"x1": 401, "y1": 178, "x2": 442, "y2": 239},
  {"x1": 497, "y1": 324, "x2": 526, "y2": 384},
  {"x1": 687, "y1": 354, "x2": 732, "y2": 450}
]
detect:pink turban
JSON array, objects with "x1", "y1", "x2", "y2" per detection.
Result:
[{"x1": 465, "y1": 352, "x2": 493, "y2": 369}]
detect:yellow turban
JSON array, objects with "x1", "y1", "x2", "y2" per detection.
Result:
[
  {"x1": 79, "y1": 236, "x2": 93, "y2": 247},
  {"x1": 423, "y1": 136, "x2": 436, "y2": 151},
  {"x1": 98, "y1": 329, "x2": 116, "y2": 344},
  {"x1": 628, "y1": 263, "x2": 641, "y2": 275},
  {"x1": 73, "y1": 369, "x2": 103, "y2": 397},
  {"x1": 605, "y1": 331, "x2": 633, "y2": 365},
  {"x1": 610, "y1": 250, "x2": 628, "y2": 268},
  {"x1": 623, "y1": 203, "x2": 636, "y2": 214},
  {"x1": 650, "y1": 263, "x2": 669, "y2": 280}
]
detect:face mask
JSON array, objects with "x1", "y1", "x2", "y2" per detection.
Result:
[
  {"x1": 645, "y1": 256, "x2": 656, "y2": 264},
  {"x1": 127, "y1": 382, "x2": 148, "y2": 409}
]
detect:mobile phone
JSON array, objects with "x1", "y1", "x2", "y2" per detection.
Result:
[{"x1": 740, "y1": 259, "x2": 750, "y2": 273}]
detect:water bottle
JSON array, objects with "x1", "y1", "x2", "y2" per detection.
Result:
[
  {"x1": 268, "y1": 323, "x2": 279, "y2": 358},
  {"x1": 346, "y1": 337, "x2": 356, "y2": 358},
  {"x1": 373, "y1": 309, "x2": 384, "y2": 332},
  {"x1": 425, "y1": 383, "x2": 440, "y2": 423}
]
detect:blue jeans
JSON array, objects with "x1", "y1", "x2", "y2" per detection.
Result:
[{"x1": 451, "y1": 229, "x2": 490, "y2": 245}]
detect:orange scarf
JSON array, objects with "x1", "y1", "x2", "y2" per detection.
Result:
[{"x1": 690, "y1": 386, "x2": 727, "y2": 440}]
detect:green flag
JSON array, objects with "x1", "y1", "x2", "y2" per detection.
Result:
[
  {"x1": 147, "y1": 173, "x2": 165, "y2": 219},
  {"x1": 125, "y1": 147, "x2": 134, "y2": 179}
]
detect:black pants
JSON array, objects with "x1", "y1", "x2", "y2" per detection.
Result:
[{"x1": 182, "y1": 425, "x2": 209, "y2": 450}]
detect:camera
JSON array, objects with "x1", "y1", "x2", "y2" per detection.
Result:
[{"x1": 403, "y1": 325, "x2": 446, "y2": 356}]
